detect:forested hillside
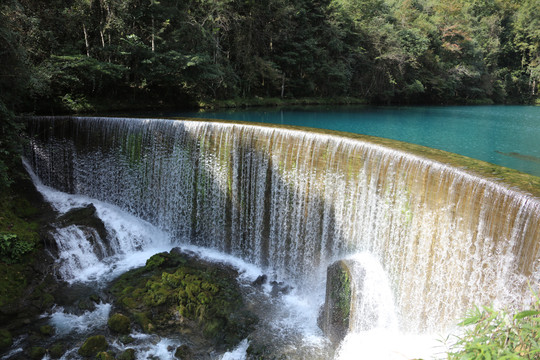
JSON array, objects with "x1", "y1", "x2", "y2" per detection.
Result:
[{"x1": 1, "y1": 0, "x2": 539, "y2": 116}]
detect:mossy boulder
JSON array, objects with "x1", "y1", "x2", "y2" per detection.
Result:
[
  {"x1": 109, "y1": 249, "x2": 258, "y2": 352},
  {"x1": 28, "y1": 346, "x2": 46, "y2": 359},
  {"x1": 174, "y1": 344, "x2": 193, "y2": 359},
  {"x1": 78, "y1": 335, "x2": 108, "y2": 357},
  {"x1": 107, "y1": 313, "x2": 131, "y2": 334},
  {"x1": 48, "y1": 342, "x2": 65, "y2": 359},
  {"x1": 39, "y1": 325, "x2": 54, "y2": 336},
  {"x1": 95, "y1": 351, "x2": 115, "y2": 360},
  {"x1": 318, "y1": 259, "x2": 354, "y2": 345},
  {"x1": 117, "y1": 348, "x2": 136, "y2": 360},
  {"x1": 0, "y1": 329, "x2": 12, "y2": 350}
]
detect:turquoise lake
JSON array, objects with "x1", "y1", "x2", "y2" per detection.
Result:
[{"x1": 175, "y1": 105, "x2": 540, "y2": 177}]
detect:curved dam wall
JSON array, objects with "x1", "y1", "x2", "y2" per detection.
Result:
[{"x1": 24, "y1": 116, "x2": 540, "y2": 333}]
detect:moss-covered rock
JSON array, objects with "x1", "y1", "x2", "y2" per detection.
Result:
[
  {"x1": 77, "y1": 298, "x2": 96, "y2": 312},
  {"x1": 95, "y1": 351, "x2": 115, "y2": 360},
  {"x1": 0, "y1": 329, "x2": 13, "y2": 350},
  {"x1": 78, "y1": 335, "x2": 108, "y2": 357},
  {"x1": 174, "y1": 344, "x2": 193, "y2": 359},
  {"x1": 108, "y1": 313, "x2": 131, "y2": 334},
  {"x1": 318, "y1": 259, "x2": 353, "y2": 345},
  {"x1": 39, "y1": 325, "x2": 54, "y2": 336},
  {"x1": 28, "y1": 346, "x2": 46, "y2": 360},
  {"x1": 119, "y1": 335, "x2": 135, "y2": 345},
  {"x1": 48, "y1": 342, "x2": 65, "y2": 359},
  {"x1": 117, "y1": 348, "x2": 136, "y2": 360},
  {"x1": 109, "y1": 249, "x2": 258, "y2": 351}
]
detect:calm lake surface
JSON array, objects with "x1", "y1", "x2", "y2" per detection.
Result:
[{"x1": 175, "y1": 105, "x2": 540, "y2": 177}]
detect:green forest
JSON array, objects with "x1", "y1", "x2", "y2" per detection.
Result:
[
  {"x1": 1, "y1": 0, "x2": 539, "y2": 114},
  {"x1": 0, "y1": 0, "x2": 540, "y2": 187}
]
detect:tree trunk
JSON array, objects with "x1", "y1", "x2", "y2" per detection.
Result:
[
  {"x1": 151, "y1": 17, "x2": 155, "y2": 52},
  {"x1": 100, "y1": 30, "x2": 105, "y2": 48},
  {"x1": 281, "y1": 73, "x2": 285, "y2": 98},
  {"x1": 83, "y1": 23, "x2": 90, "y2": 57}
]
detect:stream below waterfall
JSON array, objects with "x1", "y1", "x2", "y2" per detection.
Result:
[{"x1": 1, "y1": 162, "x2": 447, "y2": 360}]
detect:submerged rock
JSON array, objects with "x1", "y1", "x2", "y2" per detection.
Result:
[
  {"x1": 251, "y1": 274, "x2": 267, "y2": 287},
  {"x1": 270, "y1": 280, "x2": 292, "y2": 297},
  {"x1": 318, "y1": 259, "x2": 356, "y2": 345}
]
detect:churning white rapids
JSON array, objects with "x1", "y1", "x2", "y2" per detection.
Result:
[{"x1": 23, "y1": 160, "x2": 447, "y2": 359}]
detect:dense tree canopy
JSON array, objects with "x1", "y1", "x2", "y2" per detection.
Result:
[{"x1": 0, "y1": 0, "x2": 539, "y2": 115}]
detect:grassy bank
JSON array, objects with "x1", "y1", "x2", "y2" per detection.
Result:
[{"x1": 447, "y1": 290, "x2": 540, "y2": 359}]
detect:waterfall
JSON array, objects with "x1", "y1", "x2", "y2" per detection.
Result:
[{"x1": 24, "y1": 116, "x2": 540, "y2": 334}]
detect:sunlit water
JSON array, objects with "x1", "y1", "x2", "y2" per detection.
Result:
[{"x1": 175, "y1": 105, "x2": 540, "y2": 176}]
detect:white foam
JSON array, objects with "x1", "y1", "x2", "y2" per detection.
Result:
[
  {"x1": 221, "y1": 339, "x2": 249, "y2": 360},
  {"x1": 134, "y1": 337, "x2": 180, "y2": 360},
  {"x1": 49, "y1": 303, "x2": 111, "y2": 335},
  {"x1": 24, "y1": 159, "x2": 176, "y2": 283},
  {"x1": 179, "y1": 243, "x2": 265, "y2": 281},
  {"x1": 336, "y1": 330, "x2": 444, "y2": 360}
]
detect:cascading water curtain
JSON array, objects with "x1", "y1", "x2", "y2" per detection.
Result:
[{"x1": 25, "y1": 116, "x2": 540, "y2": 333}]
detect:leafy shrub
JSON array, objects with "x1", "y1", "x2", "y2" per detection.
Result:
[
  {"x1": 0, "y1": 233, "x2": 34, "y2": 264},
  {"x1": 447, "y1": 291, "x2": 540, "y2": 359}
]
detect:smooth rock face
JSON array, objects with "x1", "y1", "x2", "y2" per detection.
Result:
[{"x1": 318, "y1": 259, "x2": 364, "y2": 345}]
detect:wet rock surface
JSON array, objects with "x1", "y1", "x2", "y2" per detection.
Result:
[
  {"x1": 55, "y1": 203, "x2": 112, "y2": 259},
  {"x1": 318, "y1": 259, "x2": 355, "y2": 345}
]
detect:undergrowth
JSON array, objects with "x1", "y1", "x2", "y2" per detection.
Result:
[{"x1": 447, "y1": 289, "x2": 540, "y2": 360}]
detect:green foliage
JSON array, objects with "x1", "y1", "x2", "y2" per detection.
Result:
[
  {"x1": 1, "y1": 0, "x2": 539, "y2": 110},
  {"x1": 447, "y1": 292, "x2": 540, "y2": 360},
  {"x1": 0, "y1": 233, "x2": 34, "y2": 264},
  {"x1": 0, "y1": 329, "x2": 13, "y2": 350}
]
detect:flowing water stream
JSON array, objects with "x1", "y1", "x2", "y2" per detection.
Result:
[{"x1": 20, "y1": 116, "x2": 540, "y2": 359}]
